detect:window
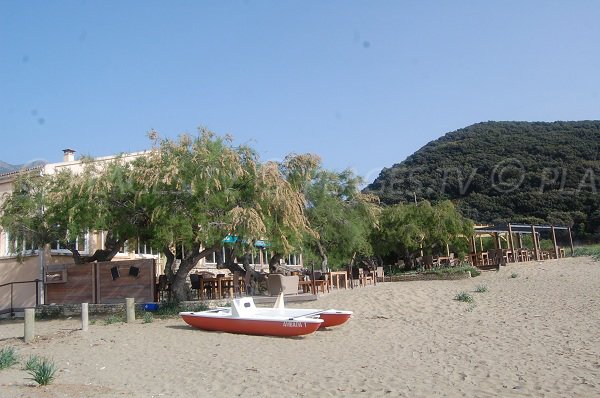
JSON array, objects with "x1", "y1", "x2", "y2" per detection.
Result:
[
  {"x1": 135, "y1": 239, "x2": 157, "y2": 256},
  {"x1": 4, "y1": 233, "x2": 37, "y2": 256},
  {"x1": 50, "y1": 234, "x2": 89, "y2": 255},
  {"x1": 205, "y1": 251, "x2": 217, "y2": 264}
]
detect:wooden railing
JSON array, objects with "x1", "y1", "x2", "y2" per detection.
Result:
[{"x1": 0, "y1": 279, "x2": 40, "y2": 316}]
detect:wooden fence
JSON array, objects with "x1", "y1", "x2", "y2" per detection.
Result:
[{"x1": 45, "y1": 259, "x2": 156, "y2": 305}]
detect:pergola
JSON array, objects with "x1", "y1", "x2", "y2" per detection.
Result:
[{"x1": 470, "y1": 223, "x2": 574, "y2": 263}]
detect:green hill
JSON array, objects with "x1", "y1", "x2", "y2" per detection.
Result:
[{"x1": 365, "y1": 121, "x2": 600, "y2": 238}]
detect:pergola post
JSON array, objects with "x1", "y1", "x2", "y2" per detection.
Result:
[
  {"x1": 568, "y1": 227, "x2": 574, "y2": 255},
  {"x1": 531, "y1": 225, "x2": 539, "y2": 261},
  {"x1": 508, "y1": 224, "x2": 515, "y2": 262},
  {"x1": 516, "y1": 233, "x2": 523, "y2": 249},
  {"x1": 551, "y1": 226, "x2": 559, "y2": 259},
  {"x1": 494, "y1": 233, "x2": 499, "y2": 249}
]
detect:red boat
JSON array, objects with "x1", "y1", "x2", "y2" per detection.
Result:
[
  {"x1": 180, "y1": 295, "x2": 353, "y2": 337},
  {"x1": 180, "y1": 297, "x2": 324, "y2": 337}
]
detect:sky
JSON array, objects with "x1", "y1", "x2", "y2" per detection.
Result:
[{"x1": 1, "y1": 1, "x2": 600, "y2": 183}]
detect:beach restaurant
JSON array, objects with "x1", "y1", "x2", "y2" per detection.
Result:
[{"x1": 468, "y1": 223, "x2": 574, "y2": 266}]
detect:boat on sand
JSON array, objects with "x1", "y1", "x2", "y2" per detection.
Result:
[{"x1": 179, "y1": 293, "x2": 352, "y2": 337}]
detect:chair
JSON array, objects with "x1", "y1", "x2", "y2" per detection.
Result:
[
  {"x1": 448, "y1": 253, "x2": 459, "y2": 266},
  {"x1": 199, "y1": 275, "x2": 216, "y2": 299},
  {"x1": 232, "y1": 271, "x2": 242, "y2": 298},
  {"x1": 348, "y1": 266, "x2": 361, "y2": 288},
  {"x1": 375, "y1": 266, "x2": 385, "y2": 283},
  {"x1": 189, "y1": 274, "x2": 201, "y2": 300},
  {"x1": 487, "y1": 249, "x2": 497, "y2": 266},
  {"x1": 266, "y1": 274, "x2": 299, "y2": 296},
  {"x1": 157, "y1": 275, "x2": 171, "y2": 301},
  {"x1": 422, "y1": 256, "x2": 439, "y2": 270},
  {"x1": 309, "y1": 271, "x2": 329, "y2": 294},
  {"x1": 361, "y1": 268, "x2": 373, "y2": 286}
]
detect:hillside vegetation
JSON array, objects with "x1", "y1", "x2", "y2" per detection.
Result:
[{"x1": 365, "y1": 121, "x2": 600, "y2": 239}]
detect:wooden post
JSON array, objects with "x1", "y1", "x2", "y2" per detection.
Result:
[
  {"x1": 82, "y1": 303, "x2": 89, "y2": 332},
  {"x1": 126, "y1": 298, "x2": 135, "y2": 323},
  {"x1": 517, "y1": 233, "x2": 523, "y2": 249},
  {"x1": 568, "y1": 227, "x2": 574, "y2": 255},
  {"x1": 507, "y1": 224, "x2": 515, "y2": 262},
  {"x1": 551, "y1": 226, "x2": 559, "y2": 259},
  {"x1": 233, "y1": 271, "x2": 240, "y2": 298},
  {"x1": 24, "y1": 308, "x2": 35, "y2": 342},
  {"x1": 531, "y1": 225, "x2": 539, "y2": 261},
  {"x1": 493, "y1": 233, "x2": 499, "y2": 249}
]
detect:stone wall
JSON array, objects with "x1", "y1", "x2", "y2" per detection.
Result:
[{"x1": 388, "y1": 271, "x2": 471, "y2": 282}]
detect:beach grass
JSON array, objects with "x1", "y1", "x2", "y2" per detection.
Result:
[
  {"x1": 475, "y1": 284, "x2": 488, "y2": 293},
  {"x1": 24, "y1": 354, "x2": 41, "y2": 371},
  {"x1": 573, "y1": 244, "x2": 600, "y2": 261},
  {"x1": 454, "y1": 291, "x2": 474, "y2": 303},
  {"x1": 27, "y1": 356, "x2": 58, "y2": 386},
  {"x1": 104, "y1": 314, "x2": 124, "y2": 325},
  {"x1": 0, "y1": 347, "x2": 18, "y2": 370},
  {"x1": 510, "y1": 272, "x2": 519, "y2": 278},
  {"x1": 142, "y1": 312, "x2": 154, "y2": 323}
]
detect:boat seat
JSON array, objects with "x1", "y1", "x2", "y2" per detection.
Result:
[{"x1": 232, "y1": 297, "x2": 258, "y2": 317}]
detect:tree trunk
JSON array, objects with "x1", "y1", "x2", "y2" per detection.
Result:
[
  {"x1": 68, "y1": 238, "x2": 125, "y2": 264},
  {"x1": 240, "y1": 252, "x2": 265, "y2": 295},
  {"x1": 162, "y1": 245, "x2": 175, "y2": 281},
  {"x1": 170, "y1": 244, "x2": 218, "y2": 302},
  {"x1": 316, "y1": 240, "x2": 328, "y2": 272},
  {"x1": 268, "y1": 253, "x2": 282, "y2": 274}
]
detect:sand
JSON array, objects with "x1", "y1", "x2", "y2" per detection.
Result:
[{"x1": 1, "y1": 257, "x2": 599, "y2": 397}]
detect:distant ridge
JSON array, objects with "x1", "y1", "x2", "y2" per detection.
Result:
[
  {"x1": 0, "y1": 160, "x2": 47, "y2": 175},
  {"x1": 365, "y1": 120, "x2": 600, "y2": 239}
]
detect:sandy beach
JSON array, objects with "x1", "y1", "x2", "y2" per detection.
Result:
[{"x1": 1, "y1": 257, "x2": 599, "y2": 397}]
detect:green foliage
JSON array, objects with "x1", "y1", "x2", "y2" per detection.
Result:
[
  {"x1": 372, "y1": 200, "x2": 473, "y2": 265},
  {"x1": 454, "y1": 291, "x2": 474, "y2": 303},
  {"x1": 36, "y1": 306, "x2": 62, "y2": 320},
  {"x1": 142, "y1": 312, "x2": 154, "y2": 324},
  {"x1": 510, "y1": 272, "x2": 519, "y2": 278},
  {"x1": 104, "y1": 314, "x2": 124, "y2": 325},
  {"x1": 27, "y1": 356, "x2": 58, "y2": 386},
  {"x1": 303, "y1": 168, "x2": 380, "y2": 270},
  {"x1": 24, "y1": 355, "x2": 41, "y2": 371},
  {"x1": 475, "y1": 284, "x2": 488, "y2": 293},
  {"x1": 423, "y1": 264, "x2": 480, "y2": 277},
  {"x1": 365, "y1": 121, "x2": 600, "y2": 240},
  {"x1": 155, "y1": 301, "x2": 208, "y2": 318},
  {"x1": 573, "y1": 244, "x2": 600, "y2": 261},
  {"x1": 0, "y1": 347, "x2": 18, "y2": 370}
]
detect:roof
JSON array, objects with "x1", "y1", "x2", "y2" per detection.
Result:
[{"x1": 474, "y1": 223, "x2": 570, "y2": 234}]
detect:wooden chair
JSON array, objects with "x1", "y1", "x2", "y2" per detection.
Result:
[
  {"x1": 189, "y1": 274, "x2": 201, "y2": 300},
  {"x1": 422, "y1": 255, "x2": 439, "y2": 270},
  {"x1": 348, "y1": 266, "x2": 361, "y2": 288},
  {"x1": 157, "y1": 275, "x2": 171, "y2": 302},
  {"x1": 361, "y1": 268, "x2": 373, "y2": 286}
]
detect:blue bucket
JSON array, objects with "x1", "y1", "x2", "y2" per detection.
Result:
[{"x1": 143, "y1": 303, "x2": 159, "y2": 312}]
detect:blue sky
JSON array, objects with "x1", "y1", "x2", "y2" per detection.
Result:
[{"x1": 1, "y1": 1, "x2": 599, "y2": 183}]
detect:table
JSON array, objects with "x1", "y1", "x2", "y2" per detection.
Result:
[
  {"x1": 327, "y1": 271, "x2": 348, "y2": 290},
  {"x1": 198, "y1": 276, "x2": 234, "y2": 299}
]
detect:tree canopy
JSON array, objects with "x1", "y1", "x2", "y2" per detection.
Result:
[
  {"x1": 302, "y1": 169, "x2": 380, "y2": 271},
  {"x1": 372, "y1": 200, "x2": 473, "y2": 267}
]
